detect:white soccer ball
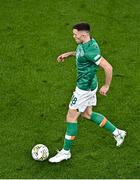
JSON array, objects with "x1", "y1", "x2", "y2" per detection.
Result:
[{"x1": 31, "y1": 144, "x2": 49, "y2": 161}]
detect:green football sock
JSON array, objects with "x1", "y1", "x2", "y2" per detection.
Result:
[
  {"x1": 90, "y1": 112, "x2": 116, "y2": 133},
  {"x1": 63, "y1": 122, "x2": 78, "y2": 151}
]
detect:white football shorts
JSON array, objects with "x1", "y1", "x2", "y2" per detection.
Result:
[{"x1": 69, "y1": 86, "x2": 98, "y2": 112}]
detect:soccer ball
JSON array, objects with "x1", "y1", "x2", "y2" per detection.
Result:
[{"x1": 31, "y1": 144, "x2": 49, "y2": 161}]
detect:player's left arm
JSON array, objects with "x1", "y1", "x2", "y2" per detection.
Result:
[{"x1": 98, "y1": 57, "x2": 113, "y2": 96}]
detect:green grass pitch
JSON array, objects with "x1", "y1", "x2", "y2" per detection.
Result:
[{"x1": 0, "y1": 0, "x2": 140, "y2": 178}]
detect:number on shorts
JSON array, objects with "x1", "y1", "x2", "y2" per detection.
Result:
[{"x1": 70, "y1": 95, "x2": 77, "y2": 106}]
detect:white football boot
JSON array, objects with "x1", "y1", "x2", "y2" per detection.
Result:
[
  {"x1": 113, "y1": 129, "x2": 127, "y2": 147},
  {"x1": 49, "y1": 149, "x2": 71, "y2": 163}
]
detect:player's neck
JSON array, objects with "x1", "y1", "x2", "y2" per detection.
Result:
[{"x1": 82, "y1": 36, "x2": 91, "y2": 44}]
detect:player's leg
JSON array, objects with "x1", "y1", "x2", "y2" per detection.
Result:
[
  {"x1": 63, "y1": 109, "x2": 80, "y2": 151},
  {"x1": 82, "y1": 107, "x2": 117, "y2": 132},
  {"x1": 81, "y1": 106, "x2": 126, "y2": 146},
  {"x1": 49, "y1": 109, "x2": 80, "y2": 163}
]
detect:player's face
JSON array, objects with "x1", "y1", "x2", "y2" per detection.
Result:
[{"x1": 73, "y1": 29, "x2": 84, "y2": 44}]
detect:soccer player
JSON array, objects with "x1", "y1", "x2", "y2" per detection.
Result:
[{"x1": 49, "y1": 23, "x2": 126, "y2": 163}]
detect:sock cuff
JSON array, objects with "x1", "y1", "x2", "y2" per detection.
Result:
[{"x1": 65, "y1": 134, "x2": 76, "y2": 140}]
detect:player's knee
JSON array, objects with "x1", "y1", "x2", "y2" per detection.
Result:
[
  {"x1": 66, "y1": 109, "x2": 79, "y2": 122},
  {"x1": 81, "y1": 111, "x2": 92, "y2": 120},
  {"x1": 66, "y1": 116, "x2": 77, "y2": 123},
  {"x1": 81, "y1": 107, "x2": 93, "y2": 119}
]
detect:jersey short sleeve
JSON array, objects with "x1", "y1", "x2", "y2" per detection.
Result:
[{"x1": 84, "y1": 43, "x2": 101, "y2": 65}]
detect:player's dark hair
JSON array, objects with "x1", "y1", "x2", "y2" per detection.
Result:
[{"x1": 73, "y1": 23, "x2": 90, "y2": 31}]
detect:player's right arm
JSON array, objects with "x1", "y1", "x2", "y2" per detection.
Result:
[{"x1": 57, "y1": 51, "x2": 76, "y2": 62}]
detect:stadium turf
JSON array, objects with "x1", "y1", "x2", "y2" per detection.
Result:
[{"x1": 0, "y1": 0, "x2": 140, "y2": 178}]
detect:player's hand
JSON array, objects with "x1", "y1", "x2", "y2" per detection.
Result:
[
  {"x1": 99, "y1": 85, "x2": 109, "y2": 96},
  {"x1": 57, "y1": 54, "x2": 66, "y2": 62}
]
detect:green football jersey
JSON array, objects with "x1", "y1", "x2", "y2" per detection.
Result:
[{"x1": 76, "y1": 38, "x2": 101, "y2": 91}]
